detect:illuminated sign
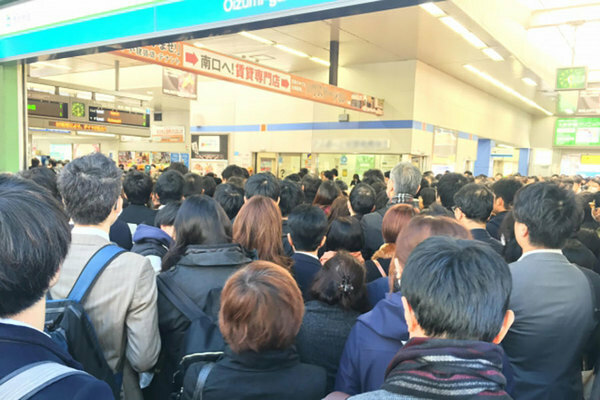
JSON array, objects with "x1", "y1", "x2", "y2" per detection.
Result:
[
  {"x1": 556, "y1": 67, "x2": 587, "y2": 91},
  {"x1": 89, "y1": 106, "x2": 150, "y2": 128},
  {"x1": 50, "y1": 121, "x2": 108, "y2": 132},
  {"x1": 555, "y1": 118, "x2": 600, "y2": 146},
  {"x1": 27, "y1": 98, "x2": 68, "y2": 119}
]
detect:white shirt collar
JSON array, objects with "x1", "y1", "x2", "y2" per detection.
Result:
[
  {"x1": 517, "y1": 249, "x2": 563, "y2": 262},
  {"x1": 71, "y1": 226, "x2": 110, "y2": 242},
  {"x1": 295, "y1": 251, "x2": 320, "y2": 261},
  {"x1": 0, "y1": 318, "x2": 50, "y2": 337}
]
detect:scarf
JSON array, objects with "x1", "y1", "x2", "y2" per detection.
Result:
[
  {"x1": 391, "y1": 193, "x2": 416, "y2": 205},
  {"x1": 382, "y1": 337, "x2": 511, "y2": 399}
]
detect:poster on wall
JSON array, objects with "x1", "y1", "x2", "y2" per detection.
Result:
[
  {"x1": 162, "y1": 67, "x2": 197, "y2": 99},
  {"x1": 50, "y1": 144, "x2": 72, "y2": 161},
  {"x1": 355, "y1": 155, "x2": 375, "y2": 177},
  {"x1": 232, "y1": 151, "x2": 253, "y2": 169},
  {"x1": 151, "y1": 152, "x2": 170, "y2": 168},
  {"x1": 170, "y1": 153, "x2": 181, "y2": 163},
  {"x1": 180, "y1": 153, "x2": 190, "y2": 168},
  {"x1": 118, "y1": 151, "x2": 133, "y2": 165},
  {"x1": 73, "y1": 144, "x2": 100, "y2": 159},
  {"x1": 190, "y1": 159, "x2": 228, "y2": 176},
  {"x1": 151, "y1": 125, "x2": 185, "y2": 143},
  {"x1": 191, "y1": 134, "x2": 228, "y2": 160}
]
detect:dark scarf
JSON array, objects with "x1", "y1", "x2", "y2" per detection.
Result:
[
  {"x1": 390, "y1": 193, "x2": 415, "y2": 205},
  {"x1": 382, "y1": 337, "x2": 511, "y2": 399}
]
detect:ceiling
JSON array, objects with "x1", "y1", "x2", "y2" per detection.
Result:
[{"x1": 28, "y1": 2, "x2": 556, "y2": 116}]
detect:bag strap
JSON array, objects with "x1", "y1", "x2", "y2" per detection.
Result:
[
  {"x1": 67, "y1": 244, "x2": 125, "y2": 303},
  {"x1": 0, "y1": 361, "x2": 88, "y2": 400},
  {"x1": 157, "y1": 273, "x2": 209, "y2": 322},
  {"x1": 372, "y1": 259, "x2": 387, "y2": 278},
  {"x1": 192, "y1": 362, "x2": 215, "y2": 400}
]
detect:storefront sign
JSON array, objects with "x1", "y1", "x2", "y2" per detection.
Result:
[
  {"x1": 115, "y1": 43, "x2": 384, "y2": 115},
  {"x1": 151, "y1": 125, "x2": 185, "y2": 143},
  {"x1": 582, "y1": 155, "x2": 600, "y2": 165},
  {"x1": 555, "y1": 118, "x2": 600, "y2": 146}
]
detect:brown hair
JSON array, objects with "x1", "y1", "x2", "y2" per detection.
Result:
[
  {"x1": 233, "y1": 195, "x2": 293, "y2": 269},
  {"x1": 219, "y1": 261, "x2": 304, "y2": 353},
  {"x1": 313, "y1": 180, "x2": 341, "y2": 208},
  {"x1": 372, "y1": 204, "x2": 418, "y2": 260},
  {"x1": 390, "y1": 216, "x2": 471, "y2": 290},
  {"x1": 327, "y1": 195, "x2": 351, "y2": 224}
]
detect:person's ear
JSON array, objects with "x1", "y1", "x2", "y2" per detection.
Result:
[
  {"x1": 347, "y1": 199, "x2": 355, "y2": 216},
  {"x1": 492, "y1": 310, "x2": 515, "y2": 344},
  {"x1": 454, "y1": 207, "x2": 463, "y2": 221},
  {"x1": 113, "y1": 196, "x2": 123, "y2": 213},
  {"x1": 401, "y1": 296, "x2": 421, "y2": 338},
  {"x1": 319, "y1": 235, "x2": 327, "y2": 249},
  {"x1": 514, "y1": 220, "x2": 528, "y2": 241},
  {"x1": 244, "y1": 196, "x2": 248, "y2": 203},
  {"x1": 386, "y1": 179, "x2": 394, "y2": 198},
  {"x1": 276, "y1": 197, "x2": 280, "y2": 205},
  {"x1": 287, "y1": 233, "x2": 295, "y2": 251},
  {"x1": 49, "y1": 267, "x2": 61, "y2": 288}
]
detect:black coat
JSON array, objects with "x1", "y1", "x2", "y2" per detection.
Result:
[
  {"x1": 182, "y1": 346, "x2": 327, "y2": 400},
  {"x1": 118, "y1": 203, "x2": 157, "y2": 226},
  {"x1": 291, "y1": 253, "x2": 322, "y2": 300}
]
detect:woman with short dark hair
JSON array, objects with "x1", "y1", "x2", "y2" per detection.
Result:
[
  {"x1": 182, "y1": 261, "x2": 327, "y2": 400},
  {"x1": 320, "y1": 216, "x2": 364, "y2": 264},
  {"x1": 313, "y1": 180, "x2": 341, "y2": 216},
  {"x1": 296, "y1": 252, "x2": 369, "y2": 392}
]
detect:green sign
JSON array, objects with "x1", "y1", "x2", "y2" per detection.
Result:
[
  {"x1": 556, "y1": 91, "x2": 579, "y2": 114},
  {"x1": 355, "y1": 155, "x2": 375, "y2": 176},
  {"x1": 556, "y1": 67, "x2": 587, "y2": 90},
  {"x1": 555, "y1": 118, "x2": 600, "y2": 146}
]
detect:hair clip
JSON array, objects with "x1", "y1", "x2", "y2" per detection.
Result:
[{"x1": 339, "y1": 276, "x2": 354, "y2": 294}]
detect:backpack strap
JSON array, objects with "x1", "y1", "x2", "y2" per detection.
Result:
[
  {"x1": 372, "y1": 259, "x2": 387, "y2": 278},
  {"x1": 192, "y1": 362, "x2": 215, "y2": 400},
  {"x1": 67, "y1": 244, "x2": 125, "y2": 303},
  {"x1": 157, "y1": 273, "x2": 208, "y2": 322},
  {"x1": 0, "y1": 361, "x2": 88, "y2": 400}
]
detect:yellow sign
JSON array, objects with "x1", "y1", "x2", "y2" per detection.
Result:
[
  {"x1": 581, "y1": 155, "x2": 600, "y2": 164},
  {"x1": 50, "y1": 121, "x2": 107, "y2": 132}
]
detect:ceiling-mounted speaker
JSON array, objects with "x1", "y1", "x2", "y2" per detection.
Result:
[{"x1": 154, "y1": 112, "x2": 162, "y2": 122}]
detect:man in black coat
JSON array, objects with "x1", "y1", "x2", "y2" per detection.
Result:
[
  {"x1": 119, "y1": 170, "x2": 157, "y2": 229},
  {"x1": 487, "y1": 178, "x2": 523, "y2": 240}
]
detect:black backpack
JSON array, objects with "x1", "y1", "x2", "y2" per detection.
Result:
[{"x1": 45, "y1": 244, "x2": 125, "y2": 399}]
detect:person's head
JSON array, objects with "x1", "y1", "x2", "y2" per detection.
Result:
[
  {"x1": 155, "y1": 170, "x2": 185, "y2": 205},
  {"x1": 301, "y1": 174, "x2": 322, "y2": 204},
  {"x1": 167, "y1": 161, "x2": 189, "y2": 175},
  {"x1": 513, "y1": 182, "x2": 580, "y2": 250},
  {"x1": 162, "y1": 195, "x2": 232, "y2": 270},
  {"x1": 401, "y1": 236, "x2": 514, "y2": 343},
  {"x1": 313, "y1": 180, "x2": 341, "y2": 207},
  {"x1": 154, "y1": 201, "x2": 181, "y2": 238},
  {"x1": 58, "y1": 152, "x2": 122, "y2": 226},
  {"x1": 214, "y1": 183, "x2": 245, "y2": 221},
  {"x1": 382, "y1": 204, "x2": 418, "y2": 245},
  {"x1": 335, "y1": 179, "x2": 348, "y2": 195},
  {"x1": 419, "y1": 187, "x2": 436, "y2": 209},
  {"x1": 352, "y1": 174, "x2": 360, "y2": 182},
  {"x1": 287, "y1": 204, "x2": 328, "y2": 252},
  {"x1": 279, "y1": 180, "x2": 304, "y2": 217},
  {"x1": 0, "y1": 175, "x2": 71, "y2": 319},
  {"x1": 491, "y1": 178, "x2": 523, "y2": 213},
  {"x1": 310, "y1": 251, "x2": 369, "y2": 312},
  {"x1": 324, "y1": 170, "x2": 335, "y2": 181},
  {"x1": 123, "y1": 170, "x2": 153, "y2": 205},
  {"x1": 299, "y1": 168, "x2": 309, "y2": 178},
  {"x1": 227, "y1": 176, "x2": 246, "y2": 189},
  {"x1": 494, "y1": 173, "x2": 503, "y2": 181},
  {"x1": 464, "y1": 170, "x2": 473, "y2": 178},
  {"x1": 349, "y1": 183, "x2": 376, "y2": 216},
  {"x1": 284, "y1": 173, "x2": 301, "y2": 183},
  {"x1": 453, "y1": 183, "x2": 495, "y2": 224},
  {"x1": 363, "y1": 169, "x2": 385, "y2": 183},
  {"x1": 182, "y1": 173, "x2": 203, "y2": 198},
  {"x1": 388, "y1": 162, "x2": 422, "y2": 198},
  {"x1": 325, "y1": 216, "x2": 364, "y2": 253},
  {"x1": 437, "y1": 172, "x2": 469, "y2": 210},
  {"x1": 244, "y1": 172, "x2": 280, "y2": 201},
  {"x1": 17, "y1": 166, "x2": 61, "y2": 202},
  {"x1": 30, "y1": 158, "x2": 40, "y2": 168},
  {"x1": 199, "y1": 175, "x2": 217, "y2": 197},
  {"x1": 219, "y1": 261, "x2": 303, "y2": 353},
  {"x1": 498, "y1": 211, "x2": 522, "y2": 263},
  {"x1": 233, "y1": 196, "x2": 292, "y2": 269},
  {"x1": 328, "y1": 195, "x2": 352, "y2": 223},
  {"x1": 222, "y1": 165, "x2": 246, "y2": 182}
]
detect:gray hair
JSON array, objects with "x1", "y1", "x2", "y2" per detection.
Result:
[{"x1": 390, "y1": 162, "x2": 422, "y2": 196}]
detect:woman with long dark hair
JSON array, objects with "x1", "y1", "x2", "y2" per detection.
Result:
[{"x1": 313, "y1": 180, "x2": 341, "y2": 216}]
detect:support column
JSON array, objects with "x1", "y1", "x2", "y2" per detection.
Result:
[
  {"x1": 329, "y1": 19, "x2": 339, "y2": 86},
  {"x1": 0, "y1": 62, "x2": 24, "y2": 173},
  {"x1": 474, "y1": 139, "x2": 494, "y2": 177},
  {"x1": 518, "y1": 148, "x2": 530, "y2": 176}
]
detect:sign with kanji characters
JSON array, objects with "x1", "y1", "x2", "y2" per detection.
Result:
[
  {"x1": 114, "y1": 43, "x2": 384, "y2": 116},
  {"x1": 152, "y1": 126, "x2": 185, "y2": 143}
]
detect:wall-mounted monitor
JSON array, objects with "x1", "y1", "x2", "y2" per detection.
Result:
[
  {"x1": 89, "y1": 106, "x2": 150, "y2": 128},
  {"x1": 27, "y1": 98, "x2": 68, "y2": 119}
]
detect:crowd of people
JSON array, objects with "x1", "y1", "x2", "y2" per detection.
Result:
[{"x1": 2, "y1": 154, "x2": 600, "y2": 399}]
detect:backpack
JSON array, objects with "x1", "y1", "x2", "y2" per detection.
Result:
[
  {"x1": 45, "y1": 244, "x2": 125, "y2": 399},
  {"x1": 156, "y1": 274, "x2": 225, "y2": 397}
]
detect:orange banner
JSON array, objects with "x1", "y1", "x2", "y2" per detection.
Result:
[{"x1": 113, "y1": 43, "x2": 384, "y2": 116}]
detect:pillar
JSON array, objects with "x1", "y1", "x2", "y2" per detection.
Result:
[
  {"x1": 473, "y1": 139, "x2": 494, "y2": 177},
  {"x1": 0, "y1": 62, "x2": 24, "y2": 173},
  {"x1": 518, "y1": 148, "x2": 530, "y2": 176}
]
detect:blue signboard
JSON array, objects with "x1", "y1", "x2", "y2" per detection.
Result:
[
  {"x1": 0, "y1": 0, "x2": 401, "y2": 61},
  {"x1": 180, "y1": 153, "x2": 190, "y2": 168},
  {"x1": 170, "y1": 152, "x2": 180, "y2": 163}
]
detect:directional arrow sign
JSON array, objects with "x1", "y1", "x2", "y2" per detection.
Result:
[{"x1": 185, "y1": 51, "x2": 198, "y2": 65}]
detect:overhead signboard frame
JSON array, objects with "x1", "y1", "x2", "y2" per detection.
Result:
[{"x1": 555, "y1": 117, "x2": 600, "y2": 147}]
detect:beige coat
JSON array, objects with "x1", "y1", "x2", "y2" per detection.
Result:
[{"x1": 50, "y1": 232, "x2": 161, "y2": 399}]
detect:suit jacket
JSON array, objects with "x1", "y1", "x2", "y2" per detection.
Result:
[
  {"x1": 470, "y1": 228, "x2": 504, "y2": 255},
  {"x1": 360, "y1": 206, "x2": 389, "y2": 260},
  {"x1": 291, "y1": 252, "x2": 322, "y2": 300},
  {"x1": 50, "y1": 232, "x2": 161, "y2": 400},
  {"x1": 502, "y1": 251, "x2": 596, "y2": 400},
  {"x1": 486, "y1": 211, "x2": 507, "y2": 240},
  {"x1": 119, "y1": 204, "x2": 157, "y2": 226},
  {"x1": 0, "y1": 322, "x2": 114, "y2": 400}
]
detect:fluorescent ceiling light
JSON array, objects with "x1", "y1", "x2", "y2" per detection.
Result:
[
  {"x1": 274, "y1": 44, "x2": 309, "y2": 58},
  {"x1": 530, "y1": 4, "x2": 600, "y2": 28},
  {"x1": 464, "y1": 64, "x2": 553, "y2": 116},
  {"x1": 420, "y1": 2, "x2": 446, "y2": 17},
  {"x1": 29, "y1": 127, "x2": 71, "y2": 134},
  {"x1": 440, "y1": 17, "x2": 487, "y2": 49},
  {"x1": 31, "y1": 61, "x2": 71, "y2": 70},
  {"x1": 310, "y1": 57, "x2": 330, "y2": 67},
  {"x1": 95, "y1": 93, "x2": 116, "y2": 102},
  {"x1": 482, "y1": 48, "x2": 504, "y2": 61},
  {"x1": 522, "y1": 77, "x2": 538, "y2": 86},
  {"x1": 77, "y1": 131, "x2": 116, "y2": 138},
  {"x1": 497, "y1": 144, "x2": 514, "y2": 149},
  {"x1": 238, "y1": 31, "x2": 274, "y2": 45}
]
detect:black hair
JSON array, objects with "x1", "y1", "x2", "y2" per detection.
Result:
[
  {"x1": 331, "y1": 168, "x2": 339, "y2": 177},
  {"x1": 363, "y1": 169, "x2": 385, "y2": 183},
  {"x1": 437, "y1": 172, "x2": 469, "y2": 210},
  {"x1": 335, "y1": 179, "x2": 348, "y2": 193},
  {"x1": 288, "y1": 204, "x2": 328, "y2": 252},
  {"x1": 57, "y1": 152, "x2": 122, "y2": 225},
  {"x1": 402, "y1": 236, "x2": 512, "y2": 342},
  {"x1": 578, "y1": 192, "x2": 600, "y2": 230},
  {"x1": 421, "y1": 202, "x2": 454, "y2": 218},
  {"x1": 227, "y1": 176, "x2": 246, "y2": 189},
  {"x1": 0, "y1": 175, "x2": 71, "y2": 317},
  {"x1": 167, "y1": 162, "x2": 189, "y2": 175},
  {"x1": 155, "y1": 170, "x2": 185, "y2": 205},
  {"x1": 313, "y1": 180, "x2": 341, "y2": 207},
  {"x1": 48, "y1": 158, "x2": 58, "y2": 168},
  {"x1": 30, "y1": 158, "x2": 40, "y2": 168},
  {"x1": 162, "y1": 195, "x2": 232, "y2": 270},
  {"x1": 309, "y1": 251, "x2": 369, "y2": 313},
  {"x1": 349, "y1": 183, "x2": 375, "y2": 216},
  {"x1": 284, "y1": 173, "x2": 301, "y2": 183},
  {"x1": 279, "y1": 180, "x2": 304, "y2": 217},
  {"x1": 324, "y1": 170, "x2": 335, "y2": 181},
  {"x1": 222, "y1": 165, "x2": 247, "y2": 181},
  {"x1": 513, "y1": 182, "x2": 580, "y2": 249},
  {"x1": 577, "y1": 228, "x2": 600, "y2": 258},
  {"x1": 123, "y1": 170, "x2": 153, "y2": 205},
  {"x1": 299, "y1": 168, "x2": 309, "y2": 178},
  {"x1": 491, "y1": 178, "x2": 523, "y2": 209},
  {"x1": 384, "y1": 171, "x2": 390, "y2": 179},
  {"x1": 199, "y1": 175, "x2": 217, "y2": 197},
  {"x1": 214, "y1": 183, "x2": 245, "y2": 221},
  {"x1": 498, "y1": 211, "x2": 522, "y2": 263},
  {"x1": 182, "y1": 173, "x2": 204, "y2": 198},
  {"x1": 17, "y1": 167, "x2": 61, "y2": 202},
  {"x1": 155, "y1": 201, "x2": 181, "y2": 227},
  {"x1": 245, "y1": 172, "x2": 280, "y2": 201},
  {"x1": 301, "y1": 174, "x2": 322, "y2": 204},
  {"x1": 453, "y1": 183, "x2": 495, "y2": 223},
  {"x1": 325, "y1": 217, "x2": 364, "y2": 253},
  {"x1": 419, "y1": 187, "x2": 436, "y2": 209}
]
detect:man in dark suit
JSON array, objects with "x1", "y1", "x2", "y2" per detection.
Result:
[
  {"x1": 119, "y1": 170, "x2": 157, "y2": 233},
  {"x1": 0, "y1": 175, "x2": 113, "y2": 399},
  {"x1": 360, "y1": 163, "x2": 421, "y2": 260},
  {"x1": 502, "y1": 182, "x2": 598, "y2": 400},
  {"x1": 487, "y1": 178, "x2": 523, "y2": 240},
  {"x1": 287, "y1": 204, "x2": 328, "y2": 300},
  {"x1": 453, "y1": 183, "x2": 503, "y2": 255}
]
